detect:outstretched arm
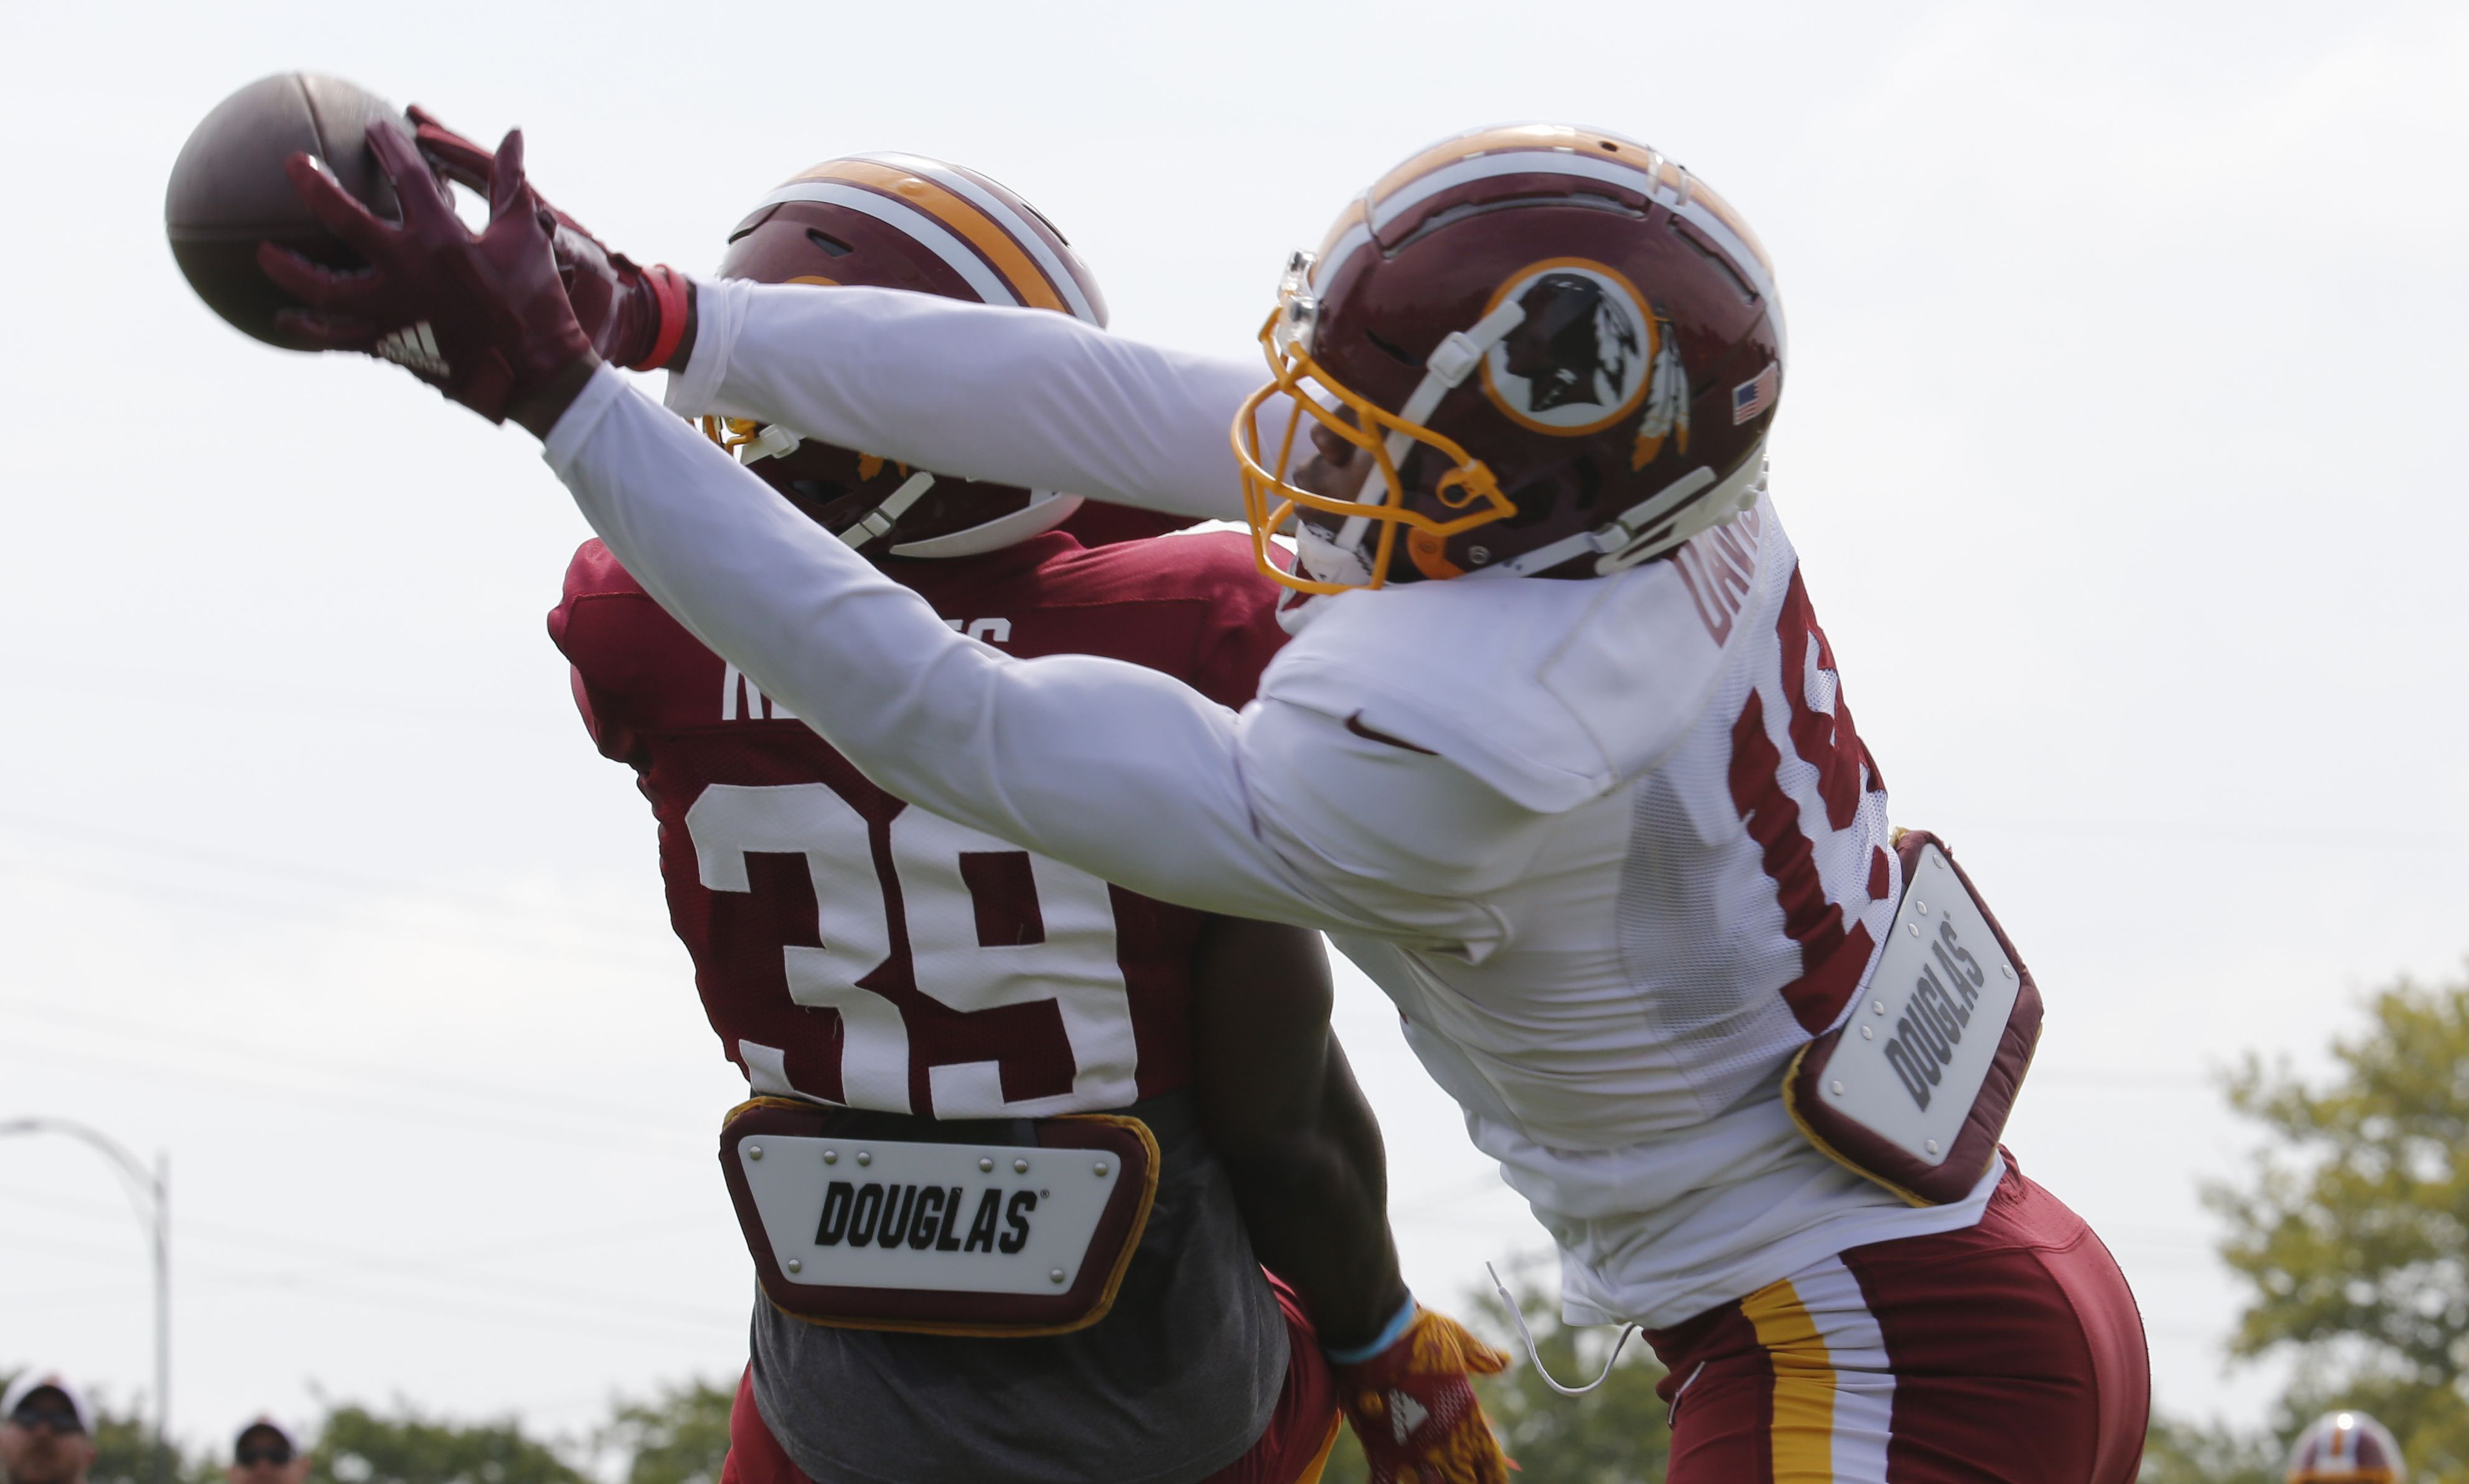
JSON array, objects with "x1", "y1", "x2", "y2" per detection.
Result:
[
  {"x1": 669, "y1": 276, "x2": 1259, "y2": 523},
  {"x1": 267, "y1": 131, "x2": 1513, "y2": 952},
  {"x1": 1190, "y1": 916, "x2": 1407, "y2": 1349},
  {"x1": 395, "y1": 115, "x2": 1254, "y2": 520},
  {"x1": 546, "y1": 366, "x2": 1502, "y2": 943}
]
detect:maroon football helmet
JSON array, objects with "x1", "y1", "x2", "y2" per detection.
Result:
[
  {"x1": 1233, "y1": 123, "x2": 1782, "y2": 592},
  {"x1": 707, "y1": 154, "x2": 1108, "y2": 558},
  {"x1": 2288, "y1": 1411, "x2": 2404, "y2": 1483}
]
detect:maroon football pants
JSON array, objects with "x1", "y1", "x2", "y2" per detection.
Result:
[
  {"x1": 719, "y1": 1277, "x2": 1340, "y2": 1484},
  {"x1": 1642, "y1": 1159, "x2": 2148, "y2": 1483}
]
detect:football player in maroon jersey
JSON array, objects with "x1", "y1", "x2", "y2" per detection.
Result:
[{"x1": 537, "y1": 150, "x2": 1507, "y2": 1484}]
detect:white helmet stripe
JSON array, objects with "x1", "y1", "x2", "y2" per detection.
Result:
[
  {"x1": 1309, "y1": 219, "x2": 1376, "y2": 300},
  {"x1": 1369, "y1": 151, "x2": 1780, "y2": 316},
  {"x1": 858, "y1": 153, "x2": 1102, "y2": 327},
  {"x1": 749, "y1": 181, "x2": 1020, "y2": 308}
]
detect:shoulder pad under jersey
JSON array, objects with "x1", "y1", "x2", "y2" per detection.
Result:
[{"x1": 1258, "y1": 498, "x2": 1790, "y2": 813}]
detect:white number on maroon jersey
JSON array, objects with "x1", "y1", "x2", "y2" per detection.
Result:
[{"x1": 682, "y1": 784, "x2": 1137, "y2": 1117}]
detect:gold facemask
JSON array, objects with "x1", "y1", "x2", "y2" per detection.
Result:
[{"x1": 1230, "y1": 254, "x2": 1516, "y2": 595}]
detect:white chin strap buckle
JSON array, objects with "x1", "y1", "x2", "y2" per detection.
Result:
[
  {"x1": 839, "y1": 471, "x2": 937, "y2": 550},
  {"x1": 740, "y1": 424, "x2": 802, "y2": 463}
]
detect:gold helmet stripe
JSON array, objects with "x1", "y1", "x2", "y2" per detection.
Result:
[
  {"x1": 856, "y1": 152, "x2": 1103, "y2": 326},
  {"x1": 788, "y1": 159, "x2": 1069, "y2": 315}
]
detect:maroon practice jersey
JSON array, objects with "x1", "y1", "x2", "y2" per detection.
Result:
[{"x1": 550, "y1": 530, "x2": 1287, "y2": 1118}]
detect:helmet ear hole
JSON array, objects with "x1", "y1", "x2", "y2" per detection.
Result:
[
  {"x1": 1497, "y1": 481, "x2": 1558, "y2": 530},
  {"x1": 1568, "y1": 456, "x2": 1606, "y2": 513}
]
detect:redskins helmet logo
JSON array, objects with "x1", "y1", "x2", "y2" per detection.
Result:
[{"x1": 1479, "y1": 259, "x2": 1658, "y2": 436}]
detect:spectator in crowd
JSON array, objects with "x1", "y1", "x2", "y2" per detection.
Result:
[
  {"x1": 227, "y1": 1420, "x2": 307, "y2": 1484},
  {"x1": 1, "y1": 1375, "x2": 94, "y2": 1484}
]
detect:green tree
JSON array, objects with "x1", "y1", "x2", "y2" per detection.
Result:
[
  {"x1": 87, "y1": 1403, "x2": 217, "y2": 1484},
  {"x1": 2137, "y1": 1415, "x2": 2280, "y2": 1484},
  {"x1": 1319, "y1": 1267, "x2": 1671, "y2": 1483},
  {"x1": 2208, "y1": 969, "x2": 2469, "y2": 1481},
  {"x1": 313, "y1": 1404, "x2": 585, "y2": 1484},
  {"x1": 595, "y1": 1379, "x2": 733, "y2": 1484}
]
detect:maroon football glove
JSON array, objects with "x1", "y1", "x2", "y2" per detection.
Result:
[
  {"x1": 259, "y1": 122, "x2": 590, "y2": 425},
  {"x1": 406, "y1": 105, "x2": 689, "y2": 373},
  {"x1": 1330, "y1": 1307, "x2": 1513, "y2": 1483}
]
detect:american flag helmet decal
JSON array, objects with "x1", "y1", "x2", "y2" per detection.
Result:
[{"x1": 1732, "y1": 363, "x2": 1780, "y2": 425}]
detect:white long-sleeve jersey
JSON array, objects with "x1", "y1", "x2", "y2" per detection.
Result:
[{"x1": 543, "y1": 278, "x2": 2000, "y2": 1328}]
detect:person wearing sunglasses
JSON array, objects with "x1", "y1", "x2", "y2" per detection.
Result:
[
  {"x1": 1, "y1": 1376, "x2": 94, "y2": 1484},
  {"x1": 227, "y1": 1419, "x2": 307, "y2": 1484}
]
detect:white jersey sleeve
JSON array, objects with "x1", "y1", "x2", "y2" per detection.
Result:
[
  {"x1": 664, "y1": 277, "x2": 1258, "y2": 523},
  {"x1": 543, "y1": 364, "x2": 1512, "y2": 951}
]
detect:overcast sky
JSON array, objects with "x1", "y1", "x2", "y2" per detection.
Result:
[{"x1": 3, "y1": 0, "x2": 2463, "y2": 1457}]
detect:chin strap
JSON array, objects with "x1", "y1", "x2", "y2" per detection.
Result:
[
  {"x1": 1329, "y1": 300, "x2": 1530, "y2": 557},
  {"x1": 838, "y1": 471, "x2": 937, "y2": 550},
  {"x1": 1471, "y1": 445, "x2": 1768, "y2": 581},
  {"x1": 1484, "y1": 1262, "x2": 1641, "y2": 1397},
  {"x1": 719, "y1": 420, "x2": 930, "y2": 553},
  {"x1": 724, "y1": 421, "x2": 1067, "y2": 559}
]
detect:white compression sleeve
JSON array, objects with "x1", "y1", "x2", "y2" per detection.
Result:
[
  {"x1": 544, "y1": 364, "x2": 1377, "y2": 931},
  {"x1": 665, "y1": 278, "x2": 1261, "y2": 523}
]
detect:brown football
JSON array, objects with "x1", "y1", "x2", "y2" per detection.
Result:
[{"x1": 166, "y1": 72, "x2": 403, "y2": 348}]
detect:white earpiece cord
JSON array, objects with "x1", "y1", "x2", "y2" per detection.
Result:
[{"x1": 1484, "y1": 1261, "x2": 1641, "y2": 1398}]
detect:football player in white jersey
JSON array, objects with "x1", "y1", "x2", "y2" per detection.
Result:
[{"x1": 267, "y1": 117, "x2": 2149, "y2": 1481}]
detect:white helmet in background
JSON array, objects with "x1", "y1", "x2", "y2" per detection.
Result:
[{"x1": 2287, "y1": 1411, "x2": 2404, "y2": 1484}]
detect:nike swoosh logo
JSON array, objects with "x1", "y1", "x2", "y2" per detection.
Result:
[{"x1": 1345, "y1": 711, "x2": 1436, "y2": 755}]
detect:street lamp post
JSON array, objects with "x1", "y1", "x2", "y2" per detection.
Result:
[{"x1": 1, "y1": 1118, "x2": 170, "y2": 1484}]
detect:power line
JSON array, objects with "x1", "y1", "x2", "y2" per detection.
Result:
[
  {"x1": 0, "y1": 996, "x2": 703, "y2": 1141},
  {"x1": 1959, "y1": 818, "x2": 2467, "y2": 853},
  {"x1": 0, "y1": 1240, "x2": 743, "y2": 1343},
  {"x1": 2, "y1": 1189, "x2": 743, "y2": 1333},
  {"x1": 1393, "y1": 1169, "x2": 1514, "y2": 1220},
  {"x1": 0, "y1": 1228, "x2": 150, "y2": 1270},
  {"x1": 0, "y1": 857, "x2": 677, "y2": 976},
  {"x1": 0, "y1": 809, "x2": 661, "y2": 938},
  {"x1": 2030, "y1": 1067, "x2": 2212, "y2": 1090},
  {"x1": 0, "y1": 1034, "x2": 710, "y2": 1153},
  {"x1": 6, "y1": 1187, "x2": 722, "y2": 1270},
  {"x1": 1, "y1": 1201, "x2": 744, "y2": 1336},
  {"x1": 0, "y1": 665, "x2": 542, "y2": 734}
]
